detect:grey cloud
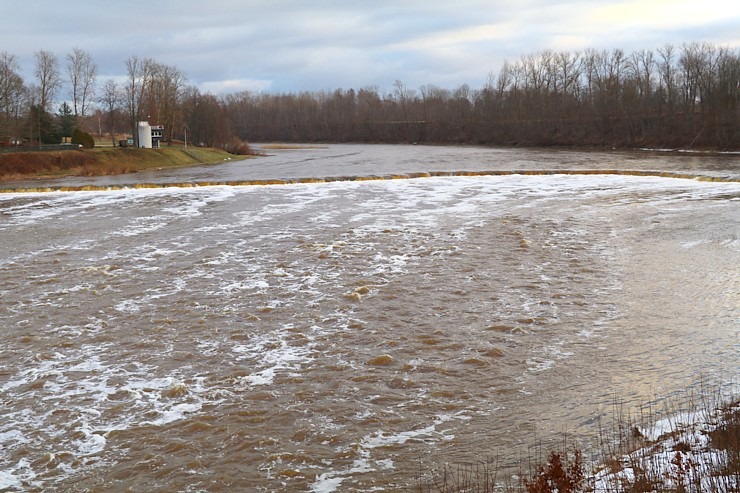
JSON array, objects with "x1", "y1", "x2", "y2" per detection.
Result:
[{"x1": 2, "y1": 0, "x2": 737, "y2": 95}]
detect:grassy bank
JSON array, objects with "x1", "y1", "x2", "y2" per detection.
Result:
[{"x1": 0, "y1": 146, "x2": 247, "y2": 181}]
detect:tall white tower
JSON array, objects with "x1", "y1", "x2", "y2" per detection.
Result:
[{"x1": 137, "y1": 121, "x2": 153, "y2": 148}]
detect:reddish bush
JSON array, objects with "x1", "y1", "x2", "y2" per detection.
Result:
[
  {"x1": 222, "y1": 138, "x2": 254, "y2": 155},
  {"x1": 524, "y1": 448, "x2": 585, "y2": 493}
]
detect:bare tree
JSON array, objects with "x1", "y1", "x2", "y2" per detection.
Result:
[
  {"x1": 627, "y1": 49, "x2": 655, "y2": 99},
  {"x1": 393, "y1": 80, "x2": 416, "y2": 141},
  {"x1": 0, "y1": 51, "x2": 26, "y2": 143},
  {"x1": 554, "y1": 51, "x2": 582, "y2": 102},
  {"x1": 34, "y1": 50, "x2": 61, "y2": 111},
  {"x1": 146, "y1": 62, "x2": 187, "y2": 142},
  {"x1": 123, "y1": 55, "x2": 156, "y2": 145},
  {"x1": 183, "y1": 88, "x2": 229, "y2": 147},
  {"x1": 452, "y1": 83, "x2": 472, "y2": 138},
  {"x1": 657, "y1": 44, "x2": 678, "y2": 115},
  {"x1": 66, "y1": 47, "x2": 97, "y2": 118},
  {"x1": 99, "y1": 79, "x2": 121, "y2": 146}
]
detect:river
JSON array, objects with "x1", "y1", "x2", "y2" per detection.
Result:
[{"x1": 0, "y1": 145, "x2": 738, "y2": 492}]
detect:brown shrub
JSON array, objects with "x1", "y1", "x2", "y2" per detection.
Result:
[
  {"x1": 222, "y1": 138, "x2": 254, "y2": 155},
  {"x1": 523, "y1": 448, "x2": 584, "y2": 493},
  {"x1": 709, "y1": 406, "x2": 740, "y2": 476}
]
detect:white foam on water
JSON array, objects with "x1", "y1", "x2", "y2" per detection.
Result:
[
  {"x1": 243, "y1": 368, "x2": 277, "y2": 387},
  {"x1": 1, "y1": 355, "x2": 66, "y2": 392},
  {"x1": 0, "y1": 459, "x2": 36, "y2": 491},
  {"x1": 526, "y1": 358, "x2": 556, "y2": 373},
  {"x1": 199, "y1": 250, "x2": 234, "y2": 265},
  {"x1": 161, "y1": 198, "x2": 209, "y2": 217},
  {"x1": 67, "y1": 356, "x2": 106, "y2": 373},
  {"x1": 114, "y1": 299, "x2": 141, "y2": 313},
  {"x1": 309, "y1": 414, "x2": 465, "y2": 493},
  {"x1": 74, "y1": 424, "x2": 107, "y2": 456},
  {"x1": 0, "y1": 188, "x2": 164, "y2": 227},
  {"x1": 526, "y1": 343, "x2": 576, "y2": 374},
  {"x1": 220, "y1": 279, "x2": 270, "y2": 294},
  {"x1": 232, "y1": 324, "x2": 316, "y2": 388},
  {"x1": 310, "y1": 474, "x2": 346, "y2": 493},
  {"x1": 232, "y1": 184, "x2": 324, "y2": 227},
  {"x1": 122, "y1": 376, "x2": 184, "y2": 393},
  {"x1": 3, "y1": 173, "x2": 739, "y2": 490},
  {"x1": 109, "y1": 216, "x2": 169, "y2": 237},
  {"x1": 360, "y1": 417, "x2": 457, "y2": 448},
  {"x1": 0, "y1": 340, "x2": 218, "y2": 488},
  {"x1": 131, "y1": 246, "x2": 182, "y2": 260},
  {"x1": 0, "y1": 430, "x2": 28, "y2": 447},
  {"x1": 577, "y1": 329, "x2": 598, "y2": 339},
  {"x1": 370, "y1": 252, "x2": 409, "y2": 275},
  {"x1": 143, "y1": 403, "x2": 203, "y2": 426}
]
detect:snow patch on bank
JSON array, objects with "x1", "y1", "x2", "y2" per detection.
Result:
[{"x1": 593, "y1": 403, "x2": 739, "y2": 493}]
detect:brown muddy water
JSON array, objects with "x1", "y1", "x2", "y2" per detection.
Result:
[{"x1": 0, "y1": 145, "x2": 738, "y2": 492}]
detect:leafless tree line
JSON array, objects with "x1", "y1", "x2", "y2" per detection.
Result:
[
  {"x1": 1, "y1": 49, "x2": 99, "y2": 144},
  {"x1": 2, "y1": 42, "x2": 738, "y2": 149},
  {"x1": 0, "y1": 49, "x2": 188, "y2": 146},
  {"x1": 225, "y1": 43, "x2": 738, "y2": 149}
]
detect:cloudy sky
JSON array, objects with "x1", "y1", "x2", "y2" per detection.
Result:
[{"x1": 3, "y1": 0, "x2": 738, "y2": 95}]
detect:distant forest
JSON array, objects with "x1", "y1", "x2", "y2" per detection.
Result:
[{"x1": 1, "y1": 42, "x2": 738, "y2": 150}]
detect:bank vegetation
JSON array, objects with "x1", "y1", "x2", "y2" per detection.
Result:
[
  {"x1": 417, "y1": 394, "x2": 739, "y2": 493},
  {"x1": 0, "y1": 146, "x2": 242, "y2": 180}
]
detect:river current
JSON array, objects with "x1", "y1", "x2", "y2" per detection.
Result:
[{"x1": 1, "y1": 145, "x2": 738, "y2": 492}]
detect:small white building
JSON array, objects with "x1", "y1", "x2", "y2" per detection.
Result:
[{"x1": 137, "y1": 122, "x2": 165, "y2": 148}]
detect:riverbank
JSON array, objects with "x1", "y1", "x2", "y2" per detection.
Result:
[
  {"x1": 0, "y1": 146, "x2": 248, "y2": 181},
  {"x1": 418, "y1": 395, "x2": 739, "y2": 493}
]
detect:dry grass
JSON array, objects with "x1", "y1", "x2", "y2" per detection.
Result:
[
  {"x1": 589, "y1": 389, "x2": 739, "y2": 493},
  {"x1": 415, "y1": 458, "x2": 502, "y2": 493},
  {"x1": 0, "y1": 147, "x2": 248, "y2": 181},
  {"x1": 414, "y1": 391, "x2": 739, "y2": 493},
  {"x1": 0, "y1": 151, "x2": 96, "y2": 177}
]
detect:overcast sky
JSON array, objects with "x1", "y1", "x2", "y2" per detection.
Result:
[{"x1": 3, "y1": 0, "x2": 738, "y2": 95}]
